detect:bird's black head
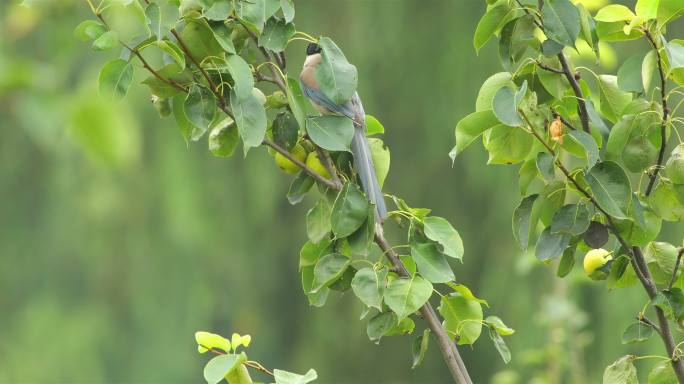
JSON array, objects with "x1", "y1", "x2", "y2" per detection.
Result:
[{"x1": 306, "y1": 43, "x2": 321, "y2": 56}]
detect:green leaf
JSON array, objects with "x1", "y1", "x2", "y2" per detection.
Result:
[
  {"x1": 230, "y1": 90, "x2": 267, "y2": 154},
  {"x1": 658, "y1": 0, "x2": 684, "y2": 25},
  {"x1": 449, "y1": 283, "x2": 489, "y2": 306},
  {"x1": 513, "y1": 194, "x2": 538, "y2": 250},
  {"x1": 557, "y1": 245, "x2": 577, "y2": 277},
  {"x1": 235, "y1": 0, "x2": 280, "y2": 32},
  {"x1": 595, "y1": 5, "x2": 636, "y2": 22},
  {"x1": 346, "y1": 206, "x2": 374, "y2": 257},
  {"x1": 665, "y1": 42, "x2": 684, "y2": 73},
  {"x1": 179, "y1": 18, "x2": 223, "y2": 62},
  {"x1": 367, "y1": 311, "x2": 397, "y2": 342},
  {"x1": 653, "y1": 288, "x2": 684, "y2": 322},
  {"x1": 603, "y1": 355, "x2": 637, "y2": 384},
  {"x1": 483, "y1": 125, "x2": 533, "y2": 165},
  {"x1": 410, "y1": 233, "x2": 455, "y2": 284},
  {"x1": 636, "y1": 0, "x2": 659, "y2": 19},
  {"x1": 299, "y1": 238, "x2": 332, "y2": 270},
  {"x1": 536, "y1": 181, "x2": 567, "y2": 226},
  {"x1": 311, "y1": 253, "x2": 350, "y2": 293},
  {"x1": 368, "y1": 138, "x2": 390, "y2": 188},
  {"x1": 142, "y1": 63, "x2": 192, "y2": 98},
  {"x1": 155, "y1": 40, "x2": 185, "y2": 68},
  {"x1": 331, "y1": 183, "x2": 370, "y2": 238},
  {"x1": 449, "y1": 110, "x2": 502, "y2": 161},
  {"x1": 535, "y1": 227, "x2": 571, "y2": 261},
  {"x1": 306, "y1": 198, "x2": 331, "y2": 244},
  {"x1": 385, "y1": 275, "x2": 433, "y2": 321},
  {"x1": 411, "y1": 329, "x2": 430, "y2": 369},
  {"x1": 145, "y1": 0, "x2": 178, "y2": 40},
  {"x1": 287, "y1": 172, "x2": 314, "y2": 205},
  {"x1": 98, "y1": 59, "x2": 134, "y2": 101},
  {"x1": 618, "y1": 55, "x2": 645, "y2": 93},
  {"x1": 365, "y1": 115, "x2": 384, "y2": 135},
  {"x1": 273, "y1": 369, "x2": 318, "y2": 384},
  {"x1": 476, "y1": 72, "x2": 514, "y2": 112},
  {"x1": 314, "y1": 37, "x2": 358, "y2": 104},
  {"x1": 422, "y1": 216, "x2": 464, "y2": 261},
  {"x1": 204, "y1": 0, "x2": 232, "y2": 21},
  {"x1": 301, "y1": 266, "x2": 329, "y2": 307},
  {"x1": 208, "y1": 118, "x2": 238, "y2": 157},
  {"x1": 281, "y1": 0, "x2": 295, "y2": 22},
  {"x1": 223, "y1": 54, "x2": 254, "y2": 102},
  {"x1": 499, "y1": 15, "x2": 537, "y2": 70},
  {"x1": 172, "y1": 94, "x2": 193, "y2": 143},
  {"x1": 551, "y1": 203, "x2": 591, "y2": 235},
  {"x1": 259, "y1": 17, "x2": 295, "y2": 52},
  {"x1": 351, "y1": 267, "x2": 386, "y2": 310},
  {"x1": 74, "y1": 20, "x2": 106, "y2": 41},
  {"x1": 519, "y1": 159, "x2": 538, "y2": 195},
  {"x1": 473, "y1": 1, "x2": 514, "y2": 51},
  {"x1": 306, "y1": 116, "x2": 354, "y2": 152},
  {"x1": 644, "y1": 241, "x2": 679, "y2": 284},
  {"x1": 650, "y1": 181, "x2": 684, "y2": 221},
  {"x1": 578, "y1": 4, "x2": 599, "y2": 56},
  {"x1": 492, "y1": 86, "x2": 523, "y2": 126},
  {"x1": 643, "y1": 50, "x2": 657, "y2": 92},
  {"x1": 184, "y1": 84, "x2": 216, "y2": 133},
  {"x1": 536, "y1": 152, "x2": 555, "y2": 182},
  {"x1": 210, "y1": 21, "x2": 236, "y2": 54},
  {"x1": 541, "y1": 0, "x2": 581, "y2": 47},
  {"x1": 598, "y1": 75, "x2": 632, "y2": 123},
  {"x1": 488, "y1": 328, "x2": 511, "y2": 364},
  {"x1": 438, "y1": 292, "x2": 483, "y2": 345},
  {"x1": 286, "y1": 76, "x2": 308, "y2": 132},
  {"x1": 648, "y1": 361, "x2": 677, "y2": 384},
  {"x1": 585, "y1": 161, "x2": 631, "y2": 219},
  {"x1": 621, "y1": 322, "x2": 653, "y2": 344},
  {"x1": 92, "y1": 30, "x2": 118, "y2": 51},
  {"x1": 485, "y1": 315, "x2": 515, "y2": 336},
  {"x1": 203, "y1": 353, "x2": 247, "y2": 384},
  {"x1": 564, "y1": 129, "x2": 600, "y2": 169}
]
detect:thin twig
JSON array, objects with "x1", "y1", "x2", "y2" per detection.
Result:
[
  {"x1": 536, "y1": 60, "x2": 564, "y2": 74},
  {"x1": 638, "y1": 314, "x2": 662, "y2": 336},
  {"x1": 668, "y1": 247, "x2": 684, "y2": 290},
  {"x1": 644, "y1": 30, "x2": 670, "y2": 196},
  {"x1": 551, "y1": 109, "x2": 577, "y2": 131},
  {"x1": 262, "y1": 138, "x2": 337, "y2": 190}
]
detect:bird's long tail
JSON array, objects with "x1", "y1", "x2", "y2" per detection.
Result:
[{"x1": 351, "y1": 125, "x2": 388, "y2": 223}]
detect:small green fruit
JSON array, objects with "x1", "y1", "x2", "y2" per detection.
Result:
[
  {"x1": 265, "y1": 91, "x2": 288, "y2": 109},
  {"x1": 305, "y1": 152, "x2": 331, "y2": 179},
  {"x1": 274, "y1": 143, "x2": 307, "y2": 173},
  {"x1": 666, "y1": 144, "x2": 684, "y2": 184},
  {"x1": 583, "y1": 248, "x2": 612, "y2": 275}
]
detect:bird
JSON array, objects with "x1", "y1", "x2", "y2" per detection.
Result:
[{"x1": 299, "y1": 42, "x2": 388, "y2": 223}]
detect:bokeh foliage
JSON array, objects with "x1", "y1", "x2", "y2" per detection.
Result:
[{"x1": 2, "y1": 0, "x2": 684, "y2": 383}]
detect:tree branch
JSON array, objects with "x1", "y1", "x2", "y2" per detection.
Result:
[
  {"x1": 644, "y1": 30, "x2": 670, "y2": 196},
  {"x1": 374, "y1": 235, "x2": 473, "y2": 384},
  {"x1": 521, "y1": 108, "x2": 684, "y2": 382},
  {"x1": 556, "y1": 53, "x2": 590, "y2": 133},
  {"x1": 632, "y1": 247, "x2": 684, "y2": 383}
]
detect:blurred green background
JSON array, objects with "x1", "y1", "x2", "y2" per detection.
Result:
[{"x1": 2, "y1": 0, "x2": 684, "y2": 383}]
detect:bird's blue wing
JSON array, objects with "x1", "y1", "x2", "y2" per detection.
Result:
[{"x1": 300, "y1": 81, "x2": 356, "y2": 119}]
